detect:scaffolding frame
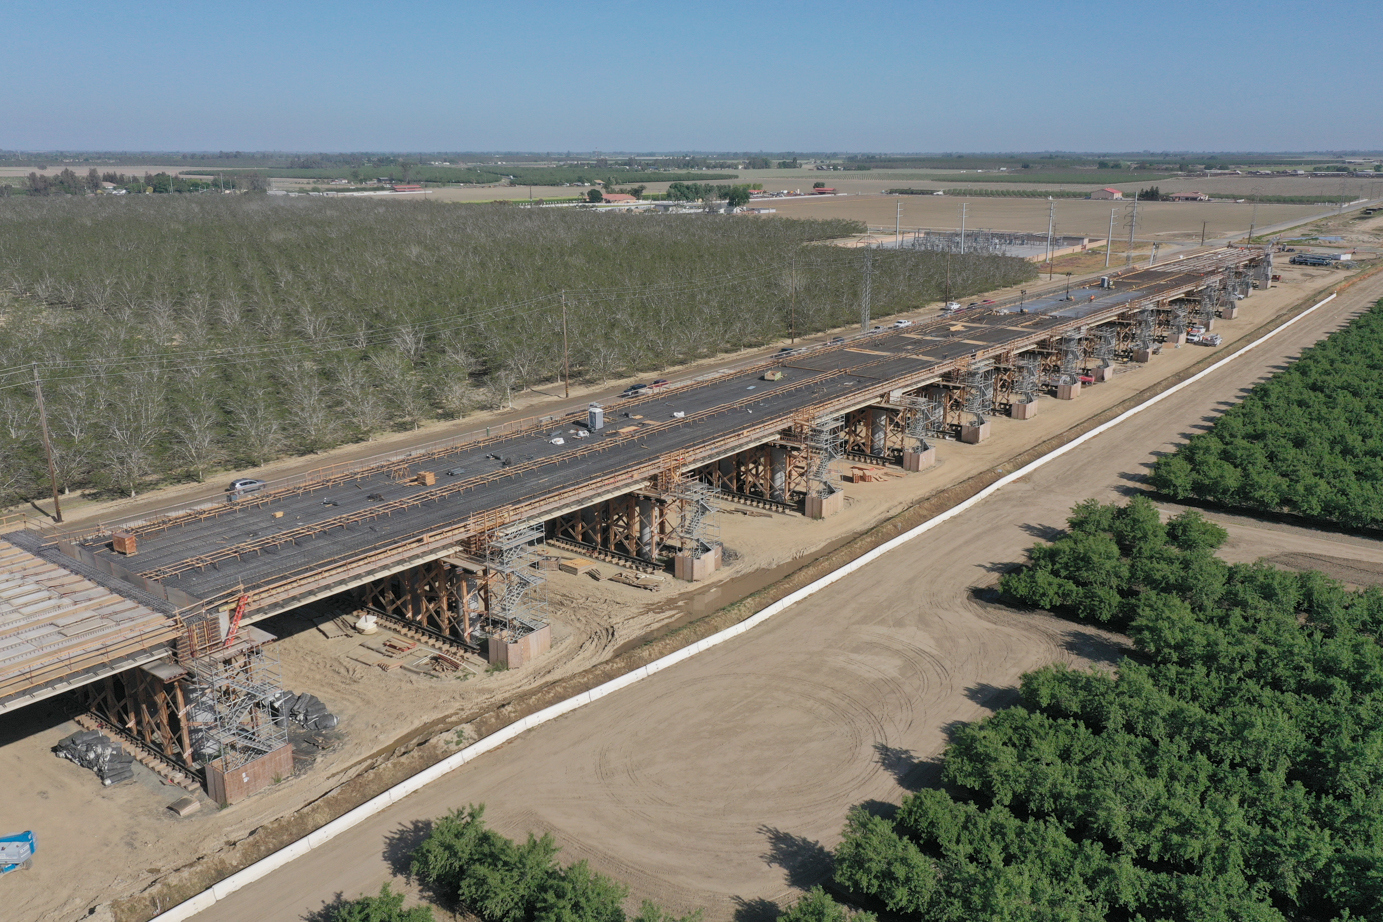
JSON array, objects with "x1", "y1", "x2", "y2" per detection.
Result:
[
  {"x1": 962, "y1": 360, "x2": 995, "y2": 423},
  {"x1": 1055, "y1": 333, "x2": 1084, "y2": 386},
  {"x1": 479, "y1": 523, "x2": 547, "y2": 641},
  {"x1": 185, "y1": 636, "x2": 287, "y2": 773},
  {"x1": 801, "y1": 416, "x2": 843, "y2": 498}
]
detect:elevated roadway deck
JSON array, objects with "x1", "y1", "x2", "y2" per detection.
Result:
[{"x1": 0, "y1": 247, "x2": 1264, "y2": 712}]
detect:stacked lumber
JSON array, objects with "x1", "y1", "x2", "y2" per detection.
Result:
[{"x1": 557, "y1": 557, "x2": 599, "y2": 577}]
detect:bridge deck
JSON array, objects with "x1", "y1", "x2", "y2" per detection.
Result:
[{"x1": 45, "y1": 249, "x2": 1256, "y2": 630}]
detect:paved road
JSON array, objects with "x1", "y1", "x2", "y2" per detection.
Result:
[{"x1": 192, "y1": 273, "x2": 1383, "y2": 921}]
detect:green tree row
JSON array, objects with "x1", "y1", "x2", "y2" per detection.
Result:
[
  {"x1": 327, "y1": 806, "x2": 873, "y2": 922},
  {"x1": 1150, "y1": 299, "x2": 1383, "y2": 529},
  {"x1": 0, "y1": 197, "x2": 1037, "y2": 504},
  {"x1": 828, "y1": 497, "x2": 1383, "y2": 920},
  {"x1": 17, "y1": 168, "x2": 266, "y2": 196}
]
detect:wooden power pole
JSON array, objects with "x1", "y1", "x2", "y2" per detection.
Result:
[
  {"x1": 32, "y1": 365, "x2": 62, "y2": 523},
  {"x1": 561, "y1": 291, "x2": 570, "y2": 399}
]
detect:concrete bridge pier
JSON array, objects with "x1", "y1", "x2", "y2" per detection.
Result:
[
  {"x1": 870, "y1": 410, "x2": 888, "y2": 456},
  {"x1": 769, "y1": 447, "x2": 789, "y2": 502},
  {"x1": 637, "y1": 497, "x2": 656, "y2": 561}
]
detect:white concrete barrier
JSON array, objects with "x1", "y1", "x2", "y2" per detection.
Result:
[{"x1": 150, "y1": 291, "x2": 1338, "y2": 922}]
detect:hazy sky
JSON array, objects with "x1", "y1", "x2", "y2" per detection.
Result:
[{"x1": 5, "y1": 0, "x2": 1379, "y2": 153}]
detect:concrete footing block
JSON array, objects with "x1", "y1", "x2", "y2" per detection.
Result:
[
  {"x1": 805, "y1": 490, "x2": 845, "y2": 519},
  {"x1": 901, "y1": 448, "x2": 936, "y2": 471},
  {"x1": 1133, "y1": 348, "x2": 1154, "y2": 363},
  {"x1": 1222, "y1": 305, "x2": 1239, "y2": 320},
  {"x1": 1056, "y1": 382, "x2": 1081, "y2": 400},
  {"x1": 1094, "y1": 365, "x2": 1115, "y2": 383},
  {"x1": 960, "y1": 422, "x2": 990, "y2": 444},
  {"x1": 1170, "y1": 333, "x2": 1187, "y2": 346},
  {"x1": 674, "y1": 548, "x2": 722, "y2": 581},
  {"x1": 1010, "y1": 400, "x2": 1037, "y2": 420}
]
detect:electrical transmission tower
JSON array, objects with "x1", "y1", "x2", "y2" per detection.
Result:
[{"x1": 1123, "y1": 192, "x2": 1140, "y2": 269}]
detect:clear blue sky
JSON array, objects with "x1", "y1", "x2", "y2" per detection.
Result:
[{"x1": 4, "y1": 0, "x2": 1379, "y2": 153}]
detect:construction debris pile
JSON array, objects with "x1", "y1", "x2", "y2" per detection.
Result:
[
  {"x1": 53, "y1": 730, "x2": 135, "y2": 786},
  {"x1": 269, "y1": 690, "x2": 338, "y2": 732}
]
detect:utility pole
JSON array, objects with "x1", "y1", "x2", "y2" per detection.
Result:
[
  {"x1": 789, "y1": 257, "x2": 797, "y2": 344},
  {"x1": 959, "y1": 202, "x2": 968, "y2": 255},
  {"x1": 1201, "y1": 221, "x2": 1207, "y2": 246},
  {"x1": 1248, "y1": 185, "x2": 1261, "y2": 243},
  {"x1": 1104, "y1": 208, "x2": 1116, "y2": 268},
  {"x1": 560, "y1": 291, "x2": 570, "y2": 399},
  {"x1": 1148, "y1": 242, "x2": 1160, "y2": 266},
  {"x1": 1045, "y1": 198, "x2": 1055, "y2": 279},
  {"x1": 895, "y1": 198, "x2": 901, "y2": 247},
  {"x1": 32, "y1": 365, "x2": 62, "y2": 524},
  {"x1": 861, "y1": 246, "x2": 872, "y2": 331}
]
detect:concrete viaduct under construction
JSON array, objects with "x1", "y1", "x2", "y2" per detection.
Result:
[{"x1": 0, "y1": 246, "x2": 1269, "y2": 799}]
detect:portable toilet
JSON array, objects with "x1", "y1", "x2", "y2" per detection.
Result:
[{"x1": 587, "y1": 403, "x2": 604, "y2": 430}]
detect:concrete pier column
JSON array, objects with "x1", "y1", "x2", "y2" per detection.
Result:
[
  {"x1": 870, "y1": 410, "x2": 888, "y2": 455},
  {"x1": 637, "y1": 497, "x2": 655, "y2": 560},
  {"x1": 770, "y1": 447, "x2": 788, "y2": 502}
]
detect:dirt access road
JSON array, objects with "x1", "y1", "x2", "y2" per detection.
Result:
[{"x1": 186, "y1": 274, "x2": 1383, "y2": 921}]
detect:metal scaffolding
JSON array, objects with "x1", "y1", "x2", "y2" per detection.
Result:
[
  {"x1": 901, "y1": 392, "x2": 943, "y2": 450},
  {"x1": 805, "y1": 418, "x2": 843, "y2": 497},
  {"x1": 962, "y1": 360, "x2": 994, "y2": 423},
  {"x1": 1168, "y1": 301, "x2": 1189, "y2": 341},
  {"x1": 1093, "y1": 327, "x2": 1117, "y2": 367},
  {"x1": 1198, "y1": 284, "x2": 1219, "y2": 329},
  {"x1": 1014, "y1": 355, "x2": 1041, "y2": 405},
  {"x1": 185, "y1": 638, "x2": 287, "y2": 772},
  {"x1": 1057, "y1": 332, "x2": 1084, "y2": 386},
  {"x1": 1134, "y1": 307, "x2": 1155, "y2": 351},
  {"x1": 666, "y1": 478, "x2": 720, "y2": 559},
  {"x1": 482, "y1": 523, "x2": 547, "y2": 639}
]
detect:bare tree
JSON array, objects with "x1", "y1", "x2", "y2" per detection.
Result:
[
  {"x1": 230, "y1": 396, "x2": 284, "y2": 467},
  {"x1": 170, "y1": 403, "x2": 223, "y2": 482},
  {"x1": 481, "y1": 370, "x2": 515, "y2": 411},
  {"x1": 286, "y1": 372, "x2": 341, "y2": 452}
]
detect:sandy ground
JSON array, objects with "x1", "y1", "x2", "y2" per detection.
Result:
[
  {"x1": 170, "y1": 260, "x2": 1383, "y2": 922},
  {"x1": 0, "y1": 249, "x2": 1371, "y2": 921}
]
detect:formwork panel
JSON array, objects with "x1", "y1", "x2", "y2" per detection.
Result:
[{"x1": 205, "y1": 743, "x2": 294, "y2": 805}]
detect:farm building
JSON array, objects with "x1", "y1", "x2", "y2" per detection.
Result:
[
  {"x1": 1089, "y1": 188, "x2": 1124, "y2": 200},
  {"x1": 1169, "y1": 191, "x2": 1210, "y2": 202}
]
